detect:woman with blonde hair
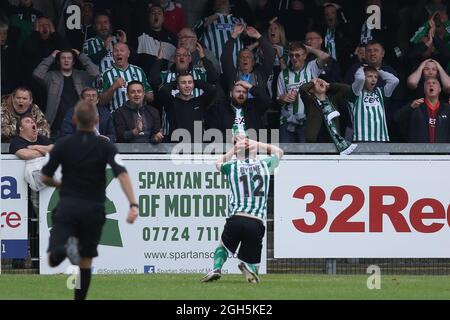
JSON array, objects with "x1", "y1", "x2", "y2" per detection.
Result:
[
  {"x1": 260, "y1": 21, "x2": 290, "y2": 129},
  {"x1": 264, "y1": 21, "x2": 289, "y2": 70}
]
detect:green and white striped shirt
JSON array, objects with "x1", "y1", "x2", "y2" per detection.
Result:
[
  {"x1": 221, "y1": 156, "x2": 279, "y2": 220},
  {"x1": 349, "y1": 88, "x2": 389, "y2": 142},
  {"x1": 194, "y1": 14, "x2": 245, "y2": 71},
  {"x1": 232, "y1": 106, "x2": 246, "y2": 137},
  {"x1": 100, "y1": 64, "x2": 152, "y2": 112},
  {"x1": 325, "y1": 28, "x2": 337, "y2": 60},
  {"x1": 277, "y1": 60, "x2": 322, "y2": 124},
  {"x1": 83, "y1": 36, "x2": 118, "y2": 74}
]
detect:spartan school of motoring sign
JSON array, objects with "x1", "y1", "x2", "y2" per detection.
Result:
[
  {"x1": 39, "y1": 155, "x2": 267, "y2": 275},
  {"x1": 1, "y1": 156, "x2": 28, "y2": 259},
  {"x1": 274, "y1": 155, "x2": 450, "y2": 259}
]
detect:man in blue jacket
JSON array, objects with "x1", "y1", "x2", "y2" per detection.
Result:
[{"x1": 61, "y1": 87, "x2": 116, "y2": 142}]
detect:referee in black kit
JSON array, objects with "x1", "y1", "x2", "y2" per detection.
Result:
[{"x1": 41, "y1": 100, "x2": 139, "y2": 300}]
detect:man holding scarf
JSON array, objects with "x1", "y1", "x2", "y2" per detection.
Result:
[{"x1": 300, "y1": 78, "x2": 357, "y2": 155}]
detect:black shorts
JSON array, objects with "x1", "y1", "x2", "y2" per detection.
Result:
[
  {"x1": 48, "y1": 197, "x2": 106, "y2": 258},
  {"x1": 221, "y1": 215, "x2": 266, "y2": 264}
]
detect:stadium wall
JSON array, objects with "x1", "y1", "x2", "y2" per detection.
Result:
[{"x1": 1, "y1": 143, "x2": 450, "y2": 275}]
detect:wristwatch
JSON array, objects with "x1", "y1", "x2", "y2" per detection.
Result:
[{"x1": 130, "y1": 203, "x2": 139, "y2": 209}]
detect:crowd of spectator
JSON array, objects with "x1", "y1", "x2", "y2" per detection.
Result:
[{"x1": 2, "y1": 0, "x2": 450, "y2": 146}]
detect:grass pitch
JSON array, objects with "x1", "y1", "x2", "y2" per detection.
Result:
[{"x1": 0, "y1": 274, "x2": 449, "y2": 300}]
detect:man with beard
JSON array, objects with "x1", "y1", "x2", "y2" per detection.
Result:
[
  {"x1": 208, "y1": 80, "x2": 272, "y2": 141},
  {"x1": 114, "y1": 81, "x2": 163, "y2": 143},
  {"x1": 158, "y1": 72, "x2": 216, "y2": 142},
  {"x1": 83, "y1": 12, "x2": 127, "y2": 77},
  {"x1": 33, "y1": 49, "x2": 100, "y2": 140}
]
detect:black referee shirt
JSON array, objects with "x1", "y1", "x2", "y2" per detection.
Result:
[{"x1": 42, "y1": 131, "x2": 127, "y2": 202}]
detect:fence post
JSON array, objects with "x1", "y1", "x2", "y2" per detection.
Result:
[{"x1": 326, "y1": 258, "x2": 337, "y2": 275}]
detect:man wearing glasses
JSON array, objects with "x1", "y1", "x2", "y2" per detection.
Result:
[
  {"x1": 276, "y1": 41, "x2": 329, "y2": 143},
  {"x1": 177, "y1": 27, "x2": 220, "y2": 73}
]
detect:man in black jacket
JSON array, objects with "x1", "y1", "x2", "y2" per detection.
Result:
[
  {"x1": 395, "y1": 77, "x2": 450, "y2": 143},
  {"x1": 3, "y1": 0, "x2": 43, "y2": 49},
  {"x1": 150, "y1": 44, "x2": 219, "y2": 92},
  {"x1": 23, "y1": 17, "x2": 69, "y2": 74},
  {"x1": 208, "y1": 80, "x2": 272, "y2": 142},
  {"x1": 305, "y1": 30, "x2": 342, "y2": 83},
  {"x1": 158, "y1": 72, "x2": 216, "y2": 142},
  {"x1": 114, "y1": 81, "x2": 163, "y2": 143},
  {"x1": 135, "y1": 4, "x2": 177, "y2": 78},
  {"x1": 1, "y1": 22, "x2": 22, "y2": 95},
  {"x1": 318, "y1": 3, "x2": 354, "y2": 74}
]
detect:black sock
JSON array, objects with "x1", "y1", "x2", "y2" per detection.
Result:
[
  {"x1": 74, "y1": 268, "x2": 92, "y2": 300},
  {"x1": 49, "y1": 246, "x2": 66, "y2": 267}
]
